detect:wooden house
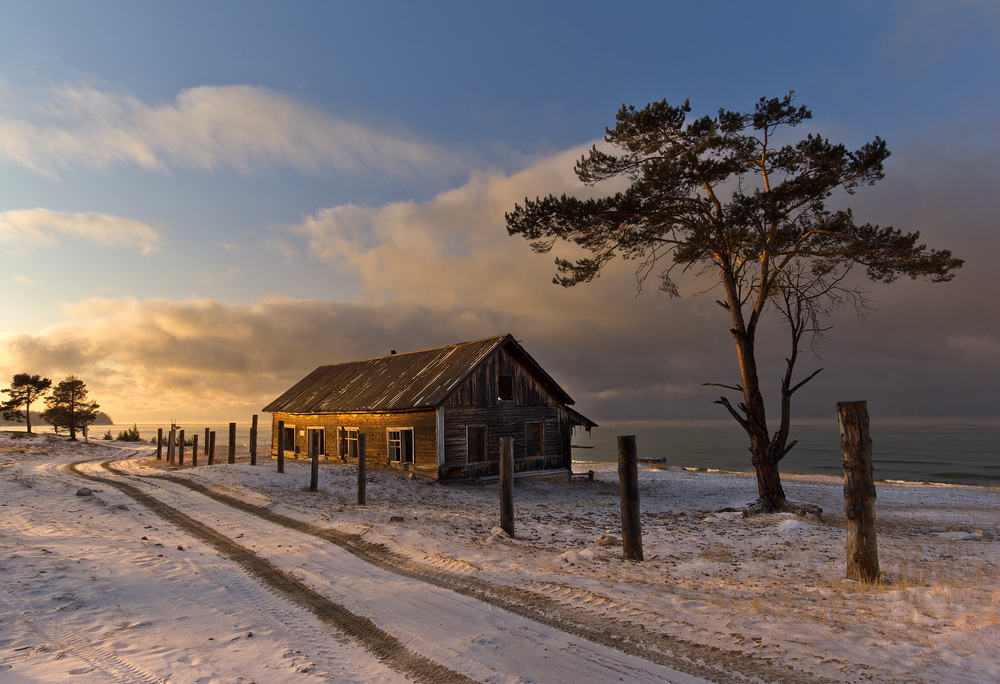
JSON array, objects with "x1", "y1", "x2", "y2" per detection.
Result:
[{"x1": 262, "y1": 334, "x2": 597, "y2": 481}]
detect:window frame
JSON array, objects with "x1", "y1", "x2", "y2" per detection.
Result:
[
  {"x1": 466, "y1": 424, "x2": 488, "y2": 463},
  {"x1": 387, "y1": 427, "x2": 414, "y2": 463},
  {"x1": 498, "y1": 375, "x2": 514, "y2": 401}
]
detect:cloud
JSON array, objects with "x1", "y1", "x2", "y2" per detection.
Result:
[
  {"x1": 1, "y1": 129, "x2": 995, "y2": 423},
  {"x1": 0, "y1": 296, "x2": 521, "y2": 421},
  {"x1": 0, "y1": 208, "x2": 160, "y2": 254},
  {"x1": 0, "y1": 83, "x2": 457, "y2": 178}
]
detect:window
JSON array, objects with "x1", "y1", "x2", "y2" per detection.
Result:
[
  {"x1": 498, "y1": 375, "x2": 514, "y2": 401},
  {"x1": 340, "y1": 428, "x2": 359, "y2": 460},
  {"x1": 467, "y1": 425, "x2": 487, "y2": 463},
  {"x1": 282, "y1": 426, "x2": 297, "y2": 454},
  {"x1": 526, "y1": 422, "x2": 544, "y2": 457},
  {"x1": 387, "y1": 428, "x2": 414, "y2": 463}
]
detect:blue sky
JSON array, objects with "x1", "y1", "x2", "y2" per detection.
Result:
[{"x1": 0, "y1": 1, "x2": 997, "y2": 423}]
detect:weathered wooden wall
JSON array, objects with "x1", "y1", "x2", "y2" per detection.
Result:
[{"x1": 268, "y1": 410, "x2": 438, "y2": 477}]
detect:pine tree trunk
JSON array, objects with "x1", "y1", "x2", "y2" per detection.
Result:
[{"x1": 733, "y1": 327, "x2": 787, "y2": 509}]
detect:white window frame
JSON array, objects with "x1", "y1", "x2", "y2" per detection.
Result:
[
  {"x1": 387, "y1": 427, "x2": 414, "y2": 463},
  {"x1": 341, "y1": 427, "x2": 359, "y2": 461}
]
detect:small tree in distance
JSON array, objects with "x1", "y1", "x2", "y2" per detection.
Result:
[
  {"x1": 1, "y1": 374, "x2": 52, "y2": 434},
  {"x1": 506, "y1": 93, "x2": 962, "y2": 515},
  {"x1": 41, "y1": 376, "x2": 100, "y2": 441}
]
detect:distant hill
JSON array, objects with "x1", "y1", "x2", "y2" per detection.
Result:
[{"x1": 0, "y1": 410, "x2": 114, "y2": 427}]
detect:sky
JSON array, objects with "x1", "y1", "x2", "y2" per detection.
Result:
[{"x1": 0, "y1": 1, "x2": 997, "y2": 424}]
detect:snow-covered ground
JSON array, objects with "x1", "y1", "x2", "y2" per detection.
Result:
[{"x1": 1, "y1": 432, "x2": 998, "y2": 683}]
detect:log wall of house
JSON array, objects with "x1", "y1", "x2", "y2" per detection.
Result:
[{"x1": 269, "y1": 410, "x2": 438, "y2": 478}]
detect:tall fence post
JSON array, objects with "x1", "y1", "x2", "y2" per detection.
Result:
[
  {"x1": 228, "y1": 422, "x2": 236, "y2": 464},
  {"x1": 357, "y1": 433, "x2": 367, "y2": 505},
  {"x1": 156, "y1": 428, "x2": 163, "y2": 460},
  {"x1": 277, "y1": 420, "x2": 285, "y2": 474},
  {"x1": 250, "y1": 414, "x2": 258, "y2": 466},
  {"x1": 191, "y1": 433, "x2": 199, "y2": 467},
  {"x1": 167, "y1": 427, "x2": 176, "y2": 467},
  {"x1": 838, "y1": 401, "x2": 880, "y2": 583},
  {"x1": 208, "y1": 431, "x2": 216, "y2": 465},
  {"x1": 618, "y1": 435, "x2": 643, "y2": 561},
  {"x1": 499, "y1": 436, "x2": 514, "y2": 538},
  {"x1": 178, "y1": 429, "x2": 185, "y2": 466},
  {"x1": 204, "y1": 428, "x2": 210, "y2": 461},
  {"x1": 309, "y1": 429, "x2": 319, "y2": 492}
]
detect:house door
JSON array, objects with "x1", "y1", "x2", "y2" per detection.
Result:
[{"x1": 307, "y1": 428, "x2": 325, "y2": 458}]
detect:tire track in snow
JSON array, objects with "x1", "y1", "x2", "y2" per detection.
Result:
[
  {"x1": 105, "y1": 461, "x2": 823, "y2": 684},
  {"x1": 66, "y1": 460, "x2": 478, "y2": 684}
]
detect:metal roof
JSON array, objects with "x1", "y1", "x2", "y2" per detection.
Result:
[{"x1": 262, "y1": 334, "x2": 576, "y2": 414}]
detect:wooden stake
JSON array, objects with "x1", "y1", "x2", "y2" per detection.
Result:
[
  {"x1": 167, "y1": 428, "x2": 176, "y2": 467},
  {"x1": 618, "y1": 435, "x2": 643, "y2": 561},
  {"x1": 499, "y1": 436, "x2": 514, "y2": 538},
  {"x1": 204, "y1": 428, "x2": 210, "y2": 461},
  {"x1": 191, "y1": 434, "x2": 199, "y2": 467},
  {"x1": 228, "y1": 422, "x2": 236, "y2": 464},
  {"x1": 838, "y1": 401, "x2": 880, "y2": 582},
  {"x1": 177, "y1": 430, "x2": 185, "y2": 466},
  {"x1": 357, "y1": 433, "x2": 367, "y2": 505},
  {"x1": 208, "y1": 431, "x2": 216, "y2": 466},
  {"x1": 250, "y1": 414, "x2": 258, "y2": 466},
  {"x1": 277, "y1": 420, "x2": 285, "y2": 474},
  {"x1": 156, "y1": 428, "x2": 163, "y2": 460},
  {"x1": 309, "y1": 429, "x2": 319, "y2": 492}
]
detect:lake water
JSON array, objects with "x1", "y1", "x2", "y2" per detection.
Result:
[
  {"x1": 48, "y1": 418, "x2": 1000, "y2": 487},
  {"x1": 571, "y1": 419, "x2": 1000, "y2": 487}
]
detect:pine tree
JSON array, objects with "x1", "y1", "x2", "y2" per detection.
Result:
[
  {"x1": 1, "y1": 374, "x2": 52, "y2": 433},
  {"x1": 506, "y1": 93, "x2": 962, "y2": 513},
  {"x1": 41, "y1": 376, "x2": 100, "y2": 441}
]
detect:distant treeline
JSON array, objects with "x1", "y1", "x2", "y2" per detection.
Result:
[{"x1": 0, "y1": 410, "x2": 114, "y2": 427}]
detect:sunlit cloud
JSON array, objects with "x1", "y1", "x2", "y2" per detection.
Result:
[
  {"x1": 0, "y1": 208, "x2": 160, "y2": 254},
  {"x1": 0, "y1": 296, "x2": 511, "y2": 421},
  {"x1": 10, "y1": 274, "x2": 36, "y2": 285},
  {"x1": 0, "y1": 134, "x2": 994, "y2": 422},
  {"x1": 0, "y1": 83, "x2": 458, "y2": 179}
]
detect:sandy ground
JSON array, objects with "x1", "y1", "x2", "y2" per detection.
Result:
[{"x1": 1, "y1": 432, "x2": 998, "y2": 683}]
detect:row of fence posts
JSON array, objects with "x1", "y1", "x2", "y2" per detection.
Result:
[
  {"x1": 149, "y1": 402, "x2": 879, "y2": 580},
  {"x1": 502, "y1": 400, "x2": 877, "y2": 580},
  {"x1": 155, "y1": 416, "x2": 262, "y2": 468},
  {"x1": 560, "y1": 401, "x2": 881, "y2": 583}
]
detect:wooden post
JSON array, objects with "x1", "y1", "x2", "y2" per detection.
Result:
[
  {"x1": 177, "y1": 430, "x2": 185, "y2": 466},
  {"x1": 208, "y1": 431, "x2": 216, "y2": 465},
  {"x1": 838, "y1": 401, "x2": 879, "y2": 583},
  {"x1": 499, "y1": 436, "x2": 514, "y2": 538},
  {"x1": 167, "y1": 428, "x2": 176, "y2": 467},
  {"x1": 277, "y1": 420, "x2": 285, "y2": 474},
  {"x1": 156, "y1": 428, "x2": 163, "y2": 460},
  {"x1": 309, "y1": 429, "x2": 319, "y2": 492},
  {"x1": 250, "y1": 414, "x2": 258, "y2": 466},
  {"x1": 204, "y1": 427, "x2": 210, "y2": 460},
  {"x1": 191, "y1": 434, "x2": 199, "y2": 467},
  {"x1": 618, "y1": 435, "x2": 643, "y2": 561},
  {"x1": 357, "y1": 433, "x2": 367, "y2": 505},
  {"x1": 228, "y1": 422, "x2": 237, "y2": 464}
]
